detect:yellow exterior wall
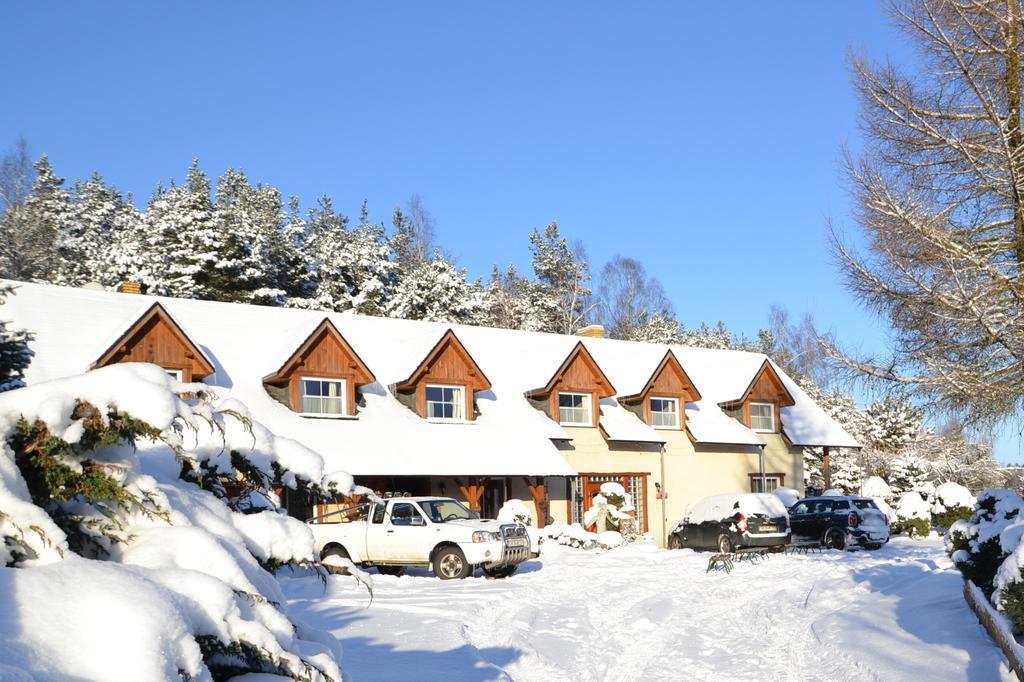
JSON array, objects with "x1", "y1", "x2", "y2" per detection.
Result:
[{"x1": 545, "y1": 425, "x2": 804, "y2": 547}]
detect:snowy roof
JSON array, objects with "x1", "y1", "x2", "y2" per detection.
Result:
[
  {"x1": 598, "y1": 399, "x2": 665, "y2": 444},
  {"x1": 1, "y1": 282, "x2": 859, "y2": 476}
]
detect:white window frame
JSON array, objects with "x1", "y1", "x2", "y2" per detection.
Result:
[
  {"x1": 558, "y1": 391, "x2": 592, "y2": 426},
  {"x1": 299, "y1": 376, "x2": 347, "y2": 417},
  {"x1": 649, "y1": 396, "x2": 680, "y2": 429},
  {"x1": 749, "y1": 401, "x2": 775, "y2": 432},
  {"x1": 425, "y1": 383, "x2": 465, "y2": 421},
  {"x1": 165, "y1": 368, "x2": 183, "y2": 382},
  {"x1": 750, "y1": 475, "x2": 782, "y2": 493}
]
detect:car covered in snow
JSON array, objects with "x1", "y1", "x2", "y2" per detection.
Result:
[
  {"x1": 788, "y1": 496, "x2": 889, "y2": 550},
  {"x1": 667, "y1": 493, "x2": 791, "y2": 553},
  {"x1": 308, "y1": 496, "x2": 531, "y2": 579}
]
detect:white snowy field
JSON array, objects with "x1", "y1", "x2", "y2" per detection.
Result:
[{"x1": 281, "y1": 537, "x2": 1012, "y2": 682}]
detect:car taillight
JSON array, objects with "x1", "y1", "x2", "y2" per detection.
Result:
[
  {"x1": 884, "y1": 514, "x2": 890, "y2": 526},
  {"x1": 848, "y1": 511, "x2": 859, "y2": 528},
  {"x1": 736, "y1": 513, "x2": 748, "y2": 533}
]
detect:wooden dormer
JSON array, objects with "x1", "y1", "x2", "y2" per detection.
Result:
[
  {"x1": 393, "y1": 330, "x2": 491, "y2": 421},
  {"x1": 619, "y1": 350, "x2": 701, "y2": 430},
  {"x1": 92, "y1": 302, "x2": 214, "y2": 382},
  {"x1": 262, "y1": 318, "x2": 375, "y2": 418},
  {"x1": 719, "y1": 359, "x2": 795, "y2": 434},
  {"x1": 526, "y1": 342, "x2": 616, "y2": 427}
]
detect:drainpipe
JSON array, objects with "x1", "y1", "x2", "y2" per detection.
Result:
[
  {"x1": 759, "y1": 444, "x2": 767, "y2": 492},
  {"x1": 659, "y1": 445, "x2": 668, "y2": 546}
]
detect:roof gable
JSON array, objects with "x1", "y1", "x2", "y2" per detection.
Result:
[
  {"x1": 262, "y1": 318, "x2": 375, "y2": 386},
  {"x1": 394, "y1": 329, "x2": 491, "y2": 393},
  {"x1": 620, "y1": 350, "x2": 701, "y2": 403},
  {"x1": 527, "y1": 341, "x2": 616, "y2": 399},
  {"x1": 91, "y1": 302, "x2": 215, "y2": 379},
  {"x1": 722, "y1": 359, "x2": 795, "y2": 408}
]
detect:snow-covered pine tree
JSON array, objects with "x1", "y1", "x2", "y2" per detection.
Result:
[
  {"x1": 52, "y1": 173, "x2": 138, "y2": 287},
  {"x1": 0, "y1": 138, "x2": 38, "y2": 281},
  {"x1": 864, "y1": 396, "x2": 923, "y2": 453},
  {"x1": 628, "y1": 311, "x2": 684, "y2": 344},
  {"x1": 480, "y1": 264, "x2": 551, "y2": 331},
  {"x1": 0, "y1": 285, "x2": 33, "y2": 392},
  {"x1": 211, "y1": 168, "x2": 296, "y2": 304},
  {"x1": 140, "y1": 161, "x2": 222, "y2": 298},
  {"x1": 529, "y1": 221, "x2": 592, "y2": 334},
  {"x1": 678, "y1": 321, "x2": 735, "y2": 350},
  {"x1": 16, "y1": 155, "x2": 71, "y2": 282},
  {"x1": 302, "y1": 198, "x2": 396, "y2": 315},
  {"x1": 388, "y1": 257, "x2": 482, "y2": 323}
]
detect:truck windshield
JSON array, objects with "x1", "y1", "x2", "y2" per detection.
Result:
[{"x1": 421, "y1": 499, "x2": 477, "y2": 523}]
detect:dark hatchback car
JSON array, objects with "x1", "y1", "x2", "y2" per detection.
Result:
[
  {"x1": 788, "y1": 496, "x2": 890, "y2": 550},
  {"x1": 668, "y1": 493, "x2": 791, "y2": 553}
]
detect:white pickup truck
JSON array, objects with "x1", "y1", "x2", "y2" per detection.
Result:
[{"x1": 308, "y1": 496, "x2": 531, "y2": 579}]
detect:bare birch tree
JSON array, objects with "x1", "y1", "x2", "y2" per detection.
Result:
[{"x1": 832, "y1": 0, "x2": 1024, "y2": 425}]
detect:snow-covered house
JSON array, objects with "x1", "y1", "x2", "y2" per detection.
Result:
[{"x1": 1, "y1": 280, "x2": 858, "y2": 545}]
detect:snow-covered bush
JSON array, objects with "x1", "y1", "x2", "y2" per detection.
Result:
[
  {"x1": 497, "y1": 498, "x2": 533, "y2": 526},
  {"x1": 583, "y1": 482, "x2": 636, "y2": 539},
  {"x1": 821, "y1": 488, "x2": 843, "y2": 497},
  {"x1": 931, "y1": 482, "x2": 975, "y2": 531},
  {"x1": 893, "y1": 492, "x2": 931, "y2": 538},
  {"x1": 0, "y1": 364, "x2": 360, "y2": 680},
  {"x1": 540, "y1": 523, "x2": 626, "y2": 551},
  {"x1": 946, "y1": 489, "x2": 1024, "y2": 597},
  {"x1": 860, "y1": 476, "x2": 895, "y2": 523},
  {"x1": 772, "y1": 486, "x2": 801, "y2": 508}
]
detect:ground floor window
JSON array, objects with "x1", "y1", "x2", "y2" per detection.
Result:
[
  {"x1": 749, "y1": 473, "x2": 785, "y2": 493},
  {"x1": 570, "y1": 473, "x2": 647, "y2": 532}
]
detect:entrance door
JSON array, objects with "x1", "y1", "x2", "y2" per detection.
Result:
[
  {"x1": 481, "y1": 478, "x2": 507, "y2": 520},
  {"x1": 576, "y1": 474, "x2": 646, "y2": 532}
]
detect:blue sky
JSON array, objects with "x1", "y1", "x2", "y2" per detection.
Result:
[{"x1": 4, "y1": 3, "x2": 1018, "y2": 459}]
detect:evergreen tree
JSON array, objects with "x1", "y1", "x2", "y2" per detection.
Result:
[
  {"x1": 388, "y1": 257, "x2": 481, "y2": 323},
  {"x1": 628, "y1": 311, "x2": 684, "y2": 344},
  {"x1": 141, "y1": 160, "x2": 221, "y2": 298},
  {"x1": 15, "y1": 155, "x2": 70, "y2": 281},
  {"x1": 480, "y1": 264, "x2": 551, "y2": 331},
  {"x1": 52, "y1": 174, "x2": 136, "y2": 287},
  {"x1": 0, "y1": 285, "x2": 33, "y2": 392},
  {"x1": 528, "y1": 221, "x2": 592, "y2": 334}
]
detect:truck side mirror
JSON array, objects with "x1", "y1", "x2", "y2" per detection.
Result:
[{"x1": 411, "y1": 516, "x2": 426, "y2": 526}]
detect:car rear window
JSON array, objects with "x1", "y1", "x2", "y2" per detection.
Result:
[
  {"x1": 831, "y1": 500, "x2": 851, "y2": 510},
  {"x1": 852, "y1": 499, "x2": 879, "y2": 511}
]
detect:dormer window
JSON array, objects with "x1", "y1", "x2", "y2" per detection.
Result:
[
  {"x1": 426, "y1": 384, "x2": 464, "y2": 420},
  {"x1": 649, "y1": 397, "x2": 680, "y2": 429},
  {"x1": 300, "y1": 377, "x2": 346, "y2": 417},
  {"x1": 558, "y1": 392, "x2": 592, "y2": 426},
  {"x1": 750, "y1": 402, "x2": 775, "y2": 432}
]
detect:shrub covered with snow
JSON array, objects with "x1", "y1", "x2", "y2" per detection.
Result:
[
  {"x1": 583, "y1": 482, "x2": 638, "y2": 540},
  {"x1": 497, "y1": 498, "x2": 533, "y2": 526},
  {"x1": 539, "y1": 523, "x2": 629, "y2": 551},
  {"x1": 892, "y1": 491, "x2": 931, "y2": 538},
  {"x1": 931, "y1": 482, "x2": 975, "y2": 531},
  {"x1": 772, "y1": 486, "x2": 801, "y2": 509},
  {"x1": 0, "y1": 364, "x2": 359, "y2": 680},
  {"x1": 860, "y1": 476, "x2": 892, "y2": 500},
  {"x1": 946, "y1": 489, "x2": 1024, "y2": 598}
]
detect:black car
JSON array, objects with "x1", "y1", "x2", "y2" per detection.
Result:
[
  {"x1": 788, "y1": 496, "x2": 890, "y2": 550},
  {"x1": 667, "y1": 493, "x2": 791, "y2": 553}
]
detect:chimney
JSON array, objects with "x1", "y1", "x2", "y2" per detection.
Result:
[
  {"x1": 117, "y1": 281, "x2": 142, "y2": 295},
  {"x1": 576, "y1": 324, "x2": 605, "y2": 339}
]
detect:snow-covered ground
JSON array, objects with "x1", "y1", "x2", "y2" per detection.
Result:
[{"x1": 282, "y1": 537, "x2": 1011, "y2": 681}]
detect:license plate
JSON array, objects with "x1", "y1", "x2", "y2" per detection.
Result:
[
  {"x1": 759, "y1": 525, "x2": 778, "y2": 533},
  {"x1": 507, "y1": 539, "x2": 528, "y2": 548}
]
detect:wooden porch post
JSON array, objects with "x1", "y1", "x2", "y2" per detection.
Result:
[
  {"x1": 524, "y1": 476, "x2": 547, "y2": 529},
  {"x1": 456, "y1": 477, "x2": 484, "y2": 513},
  {"x1": 822, "y1": 446, "x2": 832, "y2": 491}
]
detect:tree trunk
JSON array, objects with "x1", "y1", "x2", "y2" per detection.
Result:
[{"x1": 1007, "y1": 0, "x2": 1024, "y2": 266}]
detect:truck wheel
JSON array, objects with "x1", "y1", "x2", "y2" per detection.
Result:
[
  {"x1": 482, "y1": 565, "x2": 516, "y2": 579},
  {"x1": 717, "y1": 535, "x2": 734, "y2": 554},
  {"x1": 433, "y1": 547, "x2": 471, "y2": 580},
  {"x1": 376, "y1": 565, "x2": 404, "y2": 577},
  {"x1": 667, "y1": 534, "x2": 682, "y2": 550},
  {"x1": 322, "y1": 545, "x2": 351, "y2": 575}
]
